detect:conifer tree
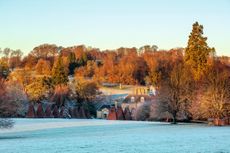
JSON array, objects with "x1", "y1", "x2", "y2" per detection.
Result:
[
  {"x1": 52, "y1": 56, "x2": 68, "y2": 85},
  {"x1": 184, "y1": 22, "x2": 215, "y2": 80},
  {"x1": 67, "y1": 52, "x2": 77, "y2": 75}
]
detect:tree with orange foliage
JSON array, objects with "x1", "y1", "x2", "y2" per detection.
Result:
[
  {"x1": 25, "y1": 78, "x2": 48, "y2": 102},
  {"x1": 23, "y1": 54, "x2": 37, "y2": 70},
  {"x1": 73, "y1": 45, "x2": 88, "y2": 66},
  {"x1": 35, "y1": 59, "x2": 51, "y2": 75},
  {"x1": 51, "y1": 85, "x2": 70, "y2": 107},
  {"x1": 118, "y1": 53, "x2": 147, "y2": 85},
  {"x1": 192, "y1": 62, "x2": 230, "y2": 120},
  {"x1": 31, "y1": 44, "x2": 58, "y2": 60},
  {"x1": 83, "y1": 61, "x2": 96, "y2": 78},
  {"x1": 9, "y1": 49, "x2": 23, "y2": 69}
]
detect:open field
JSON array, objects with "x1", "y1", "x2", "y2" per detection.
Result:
[{"x1": 0, "y1": 119, "x2": 230, "y2": 153}]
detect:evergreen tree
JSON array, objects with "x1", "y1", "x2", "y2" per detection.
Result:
[
  {"x1": 67, "y1": 52, "x2": 77, "y2": 75},
  {"x1": 52, "y1": 56, "x2": 68, "y2": 85},
  {"x1": 0, "y1": 60, "x2": 10, "y2": 78},
  {"x1": 184, "y1": 22, "x2": 215, "y2": 80},
  {"x1": 77, "y1": 52, "x2": 88, "y2": 67}
]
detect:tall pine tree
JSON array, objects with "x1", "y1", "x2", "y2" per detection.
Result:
[
  {"x1": 184, "y1": 22, "x2": 215, "y2": 80},
  {"x1": 52, "y1": 56, "x2": 68, "y2": 85},
  {"x1": 67, "y1": 52, "x2": 77, "y2": 75}
]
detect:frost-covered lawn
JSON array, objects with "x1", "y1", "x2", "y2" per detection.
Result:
[{"x1": 0, "y1": 119, "x2": 230, "y2": 153}]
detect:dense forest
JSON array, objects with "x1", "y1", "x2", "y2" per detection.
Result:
[{"x1": 0, "y1": 22, "x2": 230, "y2": 126}]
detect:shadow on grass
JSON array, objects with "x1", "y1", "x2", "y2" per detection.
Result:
[
  {"x1": 146, "y1": 122, "x2": 208, "y2": 127},
  {"x1": 0, "y1": 135, "x2": 27, "y2": 140}
]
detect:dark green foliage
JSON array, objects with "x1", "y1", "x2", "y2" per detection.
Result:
[
  {"x1": 52, "y1": 56, "x2": 68, "y2": 85},
  {"x1": 74, "y1": 80, "x2": 98, "y2": 117},
  {"x1": 0, "y1": 61, "x2": 10, "y2": 78},
  {"x1": 185, "y1": 22, "x2": 215, "y2": 80},
  {"x1": 82, "y1": 102, "x2": 96, "y2": 117},
  {"x1": 77, "y1": 52, "x2": 88, "y2": 67},
  {"x1": 67, "y1": 52, "x2": 77, "y2": 75}
]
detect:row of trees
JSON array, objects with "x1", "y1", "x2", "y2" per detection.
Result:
[
  {"x1": 0, "y1": 46, "x2": 99, "y2": 127},
  {"x1": 1, "y1": 43, "x2": 176, "y2": 85},
  {"x1": 156, "y1": 22, "x2": 230, "y2": 124},
  {"x1": 0, "y1": 22, "x2": 230, "y2": 126}
]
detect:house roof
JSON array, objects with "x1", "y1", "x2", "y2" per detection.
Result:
[
  {"x1": 97, "y1": 104, "x2": 111, "y2": 111},
  {"x1": 123, "y1": 95, "x2": 153, "y2": 103}
]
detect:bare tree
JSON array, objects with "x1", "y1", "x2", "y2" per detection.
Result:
[
  {"x1": 157, "y1": 63, "x2": 194, "y2": 124},
  {"x1": 136, "y1": 103, "x2": 151, "y2": 121},
  {"x1": 200, "y1": 65, "x2": 230, "y2": 119},
  {"x1": 0, "y1": 78, "x2": 17, "y2": 128}
]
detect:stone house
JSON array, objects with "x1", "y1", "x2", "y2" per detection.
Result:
[
  {"x1": 121, "y1": 95, "x2": 152, "y2": 111},
  {"x1": 106, "y1": 94, "x2": 155, "y2": 120},
  {"x1": 121, "y1": 95, "x2": 154, "y2": 120},
  {"x1": 96, "y1": 105, "x2": 110, "y2": 119}
]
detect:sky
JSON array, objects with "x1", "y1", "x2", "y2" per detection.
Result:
[{"x1": 0, "y1": 0, "x2": 230, "y2": 56}]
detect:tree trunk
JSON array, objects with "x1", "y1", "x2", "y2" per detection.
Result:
[{"x1": 172, "y1": 114, "x2": 177, "y2": 124}]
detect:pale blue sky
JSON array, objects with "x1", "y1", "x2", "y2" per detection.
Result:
[{"x1": 0, "y1": 0, "x2": 229, "y2": 56}]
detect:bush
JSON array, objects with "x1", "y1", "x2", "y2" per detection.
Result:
[
  {"x1": 0, "y1": 118, "x2": 14, "y2": 129},
  {"x1": 136, "y1": 104, "x2": 151, "y2": 121}
]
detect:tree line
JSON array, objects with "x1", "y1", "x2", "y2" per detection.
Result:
[{"x1": 0, "y1": 22, "x2": 230, "y2": 126}]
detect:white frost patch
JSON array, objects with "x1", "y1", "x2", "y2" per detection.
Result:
[
  {"x1": 1, "y1": 119, "x2": 230, "y2": 153},
  {"x1": 0, "y1": 119, "x2": 163, "y2": 133}
]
